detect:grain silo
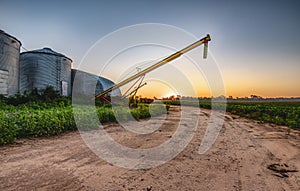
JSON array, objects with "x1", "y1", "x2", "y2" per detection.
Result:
[
  {"x1": 0, "y1": 30, "x2": 21, "y2": 96},
  {"x1": 20, "y1": 47, "x2": 72, "y2": 96},
  {"x1": 71, "y1": 69, "x2": 121, "y2": 98}
]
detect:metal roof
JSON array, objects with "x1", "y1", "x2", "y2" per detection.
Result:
[
  {"x1": 21, "y1": 47, "x2": 72, "y2": 62},
  {"x1": 0, "y1": 29, "x2": 22, "y2": 46}
]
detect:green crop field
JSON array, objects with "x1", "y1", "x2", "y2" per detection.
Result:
[
  {"x1": 164, "y1": 100, "x2": 300, "y2": 130},
  {"x1": 1, "y1": 87, "x2": 299, "y2": 145},
  {"x1": 0, "y1": 88, "x2": 167, "y2": 145},
  {"x1": 223, "y1": 102, "x2": 300, "y2": 128},
  {"x1": 0, "y1": 102, "x2": 167, "y2": 145}
]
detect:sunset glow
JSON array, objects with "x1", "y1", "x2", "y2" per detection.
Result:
[{"x1": 1, "y1": 1, "x2": 299, "y2": 98}]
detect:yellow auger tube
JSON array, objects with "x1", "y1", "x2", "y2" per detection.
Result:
[{"x1": 95, "y1": 34, "x2": 211, "y2": 99}]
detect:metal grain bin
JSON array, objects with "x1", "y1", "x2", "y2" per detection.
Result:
[
  {"x1": 20, "y1": 47, "x2": 72, "y2": 96},
  {"x1": 0, "y1": 30, "x2": 21, "y2": 96},
  {"x1": 71, "y1": 69, "x2": 121, "y2": 98}
]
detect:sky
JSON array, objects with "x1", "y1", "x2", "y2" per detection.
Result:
[{"x1": 1, "y1": 0, "x2": 299, "y2": 98}]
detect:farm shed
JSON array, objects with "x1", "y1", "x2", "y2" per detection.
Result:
[{"x1": 71, "y1": 69, "x2": 121, "y2": 98}]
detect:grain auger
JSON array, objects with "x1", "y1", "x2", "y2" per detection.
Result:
[{"x1": 95, "y1": 34, "x2": 211, "y2": 99}]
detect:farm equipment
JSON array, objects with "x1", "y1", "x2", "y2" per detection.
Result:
[{"x1": 95, "y1": 34, "x2": 211, "y2": 99}]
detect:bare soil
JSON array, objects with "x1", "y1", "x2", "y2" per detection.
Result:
[{"x1": 0, "y1": 106, "x2": 300, "y2": 191}]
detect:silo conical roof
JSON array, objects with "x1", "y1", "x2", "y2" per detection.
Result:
[
  {"x1": 0, "y1": 29, "x2": 22, "y2": 46},
  {"x1": 21, "y1": 47, "x2": 72, "y2": 61}
]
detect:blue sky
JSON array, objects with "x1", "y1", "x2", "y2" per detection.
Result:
[{"x1": 1, "y1": 0, "x2": 299, "y2": 97}]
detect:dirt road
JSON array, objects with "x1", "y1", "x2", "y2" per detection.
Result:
[{"x1": 0, "y1": 106, "x2": 300, "y2": 190}]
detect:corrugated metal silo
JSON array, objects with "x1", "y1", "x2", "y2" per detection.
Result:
[
  {"x1": 0, "y1": 30, "x2": 21, "y2": 96},
  {"x1": 20, "y1": 47, "x2": 72, "y2": 96},
  {"x1": 71, "y1": 69, "x2": 121, "y2": 98}
]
